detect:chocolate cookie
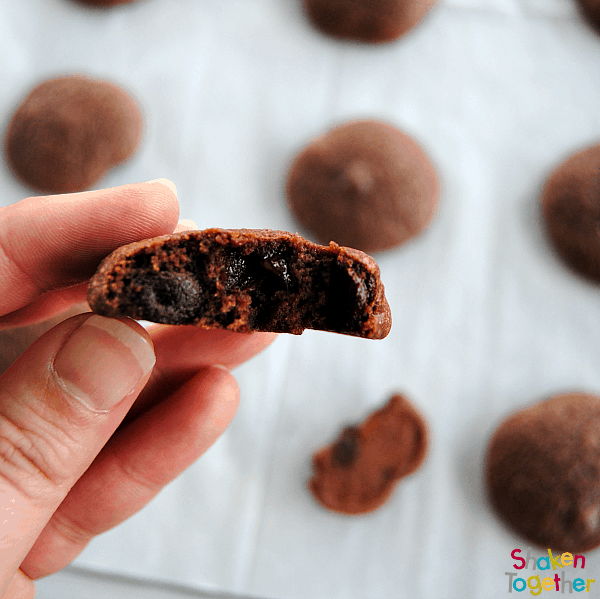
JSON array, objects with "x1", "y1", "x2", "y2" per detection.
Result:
[
  {"x1": 303, "y1": 0, "x2": 437, "y2": 44},
  {"x1": 87, "y1": 228, "x2": 392, "y2": 339},
  {"x1": 4, "y1": 75, "x2": 142, "y2": 194},
  {"x1": 285, "y1": 120, "x2": 439, "y2": 254},
  {"x1": 540, "y1": 143, "x2": 600, "y2": 283},
  {"x1": 309, "y1": 394, "x2": 428, "y2": 514},
  {"x1": 486, "y1": 392, "x2": 600, "y2": 553},
  {"x1": 577, "y1": 0, "x2": 600, "y2": 32}
]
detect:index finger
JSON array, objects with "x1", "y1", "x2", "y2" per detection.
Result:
[
  {"x1": 0, "y1": 179, "x2": 179, "y2": 318},
  {"x1": 123, "y1": 327, "x2": 277, "y2": 423}
]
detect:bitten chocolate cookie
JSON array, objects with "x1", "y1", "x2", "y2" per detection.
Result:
[
  {"x1": 309, "y1": 394, "x2": 428, "y2": 514},
  {"x1": 486, "y1": 393, "x2": 600, "y2": 553},
  {"x1": 88, "y1": 228, "x2": 392, "y2": 339},
  {"x1": 541, "y1": 143, "x2": 600, "y2": 283},
  {"x1": 577, "y1": 0, "x2": 600, "y2": 32},
  {"x1": 4, "y1": 75, "x2": 142, "y2": 194},
  {"x1": 285, "y1": 120, "x2": 439, "y2": 254},
  {"x1": 303, "y1": 0, "x2": 437, "y2": 44}
]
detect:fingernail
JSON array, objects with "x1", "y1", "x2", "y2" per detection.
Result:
[
  {"x1": 52, "y1": 315, "x2": 156, "y2": 412},
  {"x1": 177, "y1": 218, "x2": 198, "y2": 229},
  {"x1": 146, "y1": 178, "x2": 177, "y2": 196}
]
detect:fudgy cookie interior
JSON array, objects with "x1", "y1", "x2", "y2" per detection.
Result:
[{"x1": 90, "y1": 231, "x2": 383, "y2": 337}]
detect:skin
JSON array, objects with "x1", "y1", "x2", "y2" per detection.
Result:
[{"x1": 0, "y1": 180, "x2": 277, "y2": 598}]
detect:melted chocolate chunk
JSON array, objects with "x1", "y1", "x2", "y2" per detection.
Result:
[
  {"x1": 134, "y1": 271, "x2": 202, "y2": 324},
  {"x1": 332, "y1": 427, "x2": 360, "y2": 467},
  {"x1": 262, "y1": 256, "x2": 291, "y2": 285}
]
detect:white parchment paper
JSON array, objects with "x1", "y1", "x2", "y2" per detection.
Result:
[{"x1": 2, "y1": 0, "x2": 600, "y2": 597}]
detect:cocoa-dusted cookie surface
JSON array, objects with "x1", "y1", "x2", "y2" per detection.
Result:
[
  {"x1": 88, "y1": 228, "x2": 392, "y2": 339},
  {"x1": 486, "y1": 392, "x2": 600, "y2": 553},
  {"x1": 541, "y1": 143, "x2": 600, "y2": 283},
  {"x1": 286, "y1": 120, "x2": 439, "y2": 254},
  {"x1": 4, "y1": 75, "x2": 142, "y2": 194},
  {"x1": 303, "y1": 0, "x2": 437, "y2": 44},
  {"x1": 309, "y1": 394, "x2": 427, "y2": 514}
]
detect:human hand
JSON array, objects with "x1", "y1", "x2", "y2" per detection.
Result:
[{"x1": 0, "y1": 181, "x2": 277, "y2": 598}]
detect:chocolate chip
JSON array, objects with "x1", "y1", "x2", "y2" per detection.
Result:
[
  {"x1": 332, "y1": 427, "x2": 360, "y2": 467},
  {"x1": 137, "y1": 271, "x2": 202, "y2": 323}
]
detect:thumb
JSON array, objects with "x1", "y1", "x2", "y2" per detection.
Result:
[{"x1": 0, "y1": 313, "x2": 155, "y2": 595}]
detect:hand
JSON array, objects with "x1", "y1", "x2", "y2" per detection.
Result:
[{"x1": 0, "y1": 181, "x2": 276, "y2": 598}]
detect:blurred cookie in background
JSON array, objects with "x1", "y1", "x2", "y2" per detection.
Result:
[
  {"x1": 486, "y1": 392, "x2": 600, "y2": 553},
  {"x1": 302, "y1": 0, "x2": 437, "y2": 44},
  {"x1": 576, "y1": 0, "x2": 600, "y2": 33},
  {"x1": 286, "y1": 120, "x2": 439, "y2": 254},
  {"x1": 4, "y1": 75, "x2": 142, "y2": 194},
  {"x1": 540, "y1": 142, "x2": 600, "y2": 284}
]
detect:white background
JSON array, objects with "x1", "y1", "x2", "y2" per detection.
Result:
[{"x1": 2, "y1": 0, "x2": 600, "y2": 597}]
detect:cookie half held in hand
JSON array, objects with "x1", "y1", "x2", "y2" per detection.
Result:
[
  {"x1": 309, "y1": 394, "x2": 428, "y2": 515},
  {"x1": 486, "y1": 392, "x2": 600, "y2": 553},
  {"x1": 87, "y1": 228, "x2": 392, "y2": 339}
]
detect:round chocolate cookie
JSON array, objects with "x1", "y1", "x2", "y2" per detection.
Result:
[
  {"x1": 309, "y1": 394, "x2": 428, "y2": 514},
  {"x1": 303, "y1": 0, "x2": 437, "y2": 44},
  {"x1": 540, "y1": 143, "x2": 600, "y2": 283},
  {"x1": 285, "y1": 120, "x2": 439, "y2": 254},
  {"x1": 486, "y1": 392, "x2": 600, "y2": 553},
  {"x1": 577, "y1": 0, "x2": 600, "y2": 33},
  {"x1": 4, "y1": 75, "x2": 142, "y2": 194}
]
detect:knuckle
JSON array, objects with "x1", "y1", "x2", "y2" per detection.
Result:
[
  {"x1": 0, "y1": 410, "x2": 73, "y2": 502},
  {"x1": 47, "y1": 505, "x2": 96, "y2": 548},
  {"x1": 114, "y1": 450, "x2": 164, "y2": 494}
]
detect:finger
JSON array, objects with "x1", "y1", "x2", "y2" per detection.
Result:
[
  {"x1": 0, "y1": 216, "x2": 195, "y2": 330},
  {"x1": 0, "y1": 283, "x2": 89, "y2": 330},
  {"x1": 20, "y1": 366, "x2": 239, "y2": 579},
  {"x1": 0, "y1": 214, "x2": 196, "y2": 375},
  {"x1": 0, "y1": 313, "x2": 155, "y2": 594},
  {"x1": 152, "y1": 327, "x2": 278, "y2": 372},
  {"x1": 124, "y1": 328, "x2": 276, "y2": 422},
  {"x1": 0, "y1": 179, "x2": 178, "y2": 317},
  {"x1": 3, "y1": 570, "x2": 34, "y2": 599},
  {"x1": 173, "y1": 218, "x2": 198, "y2": 233},
  {"x1": 0, "y1": 299, "x2": 92, "y2": 378}
]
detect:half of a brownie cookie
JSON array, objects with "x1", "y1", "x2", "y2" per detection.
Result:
[
  {"x1": 87, "y1": 228, "x2": 392, "y2": 339},
  {"x1": 309, "y1": 394, "x2": 428, "y2": 514}
]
